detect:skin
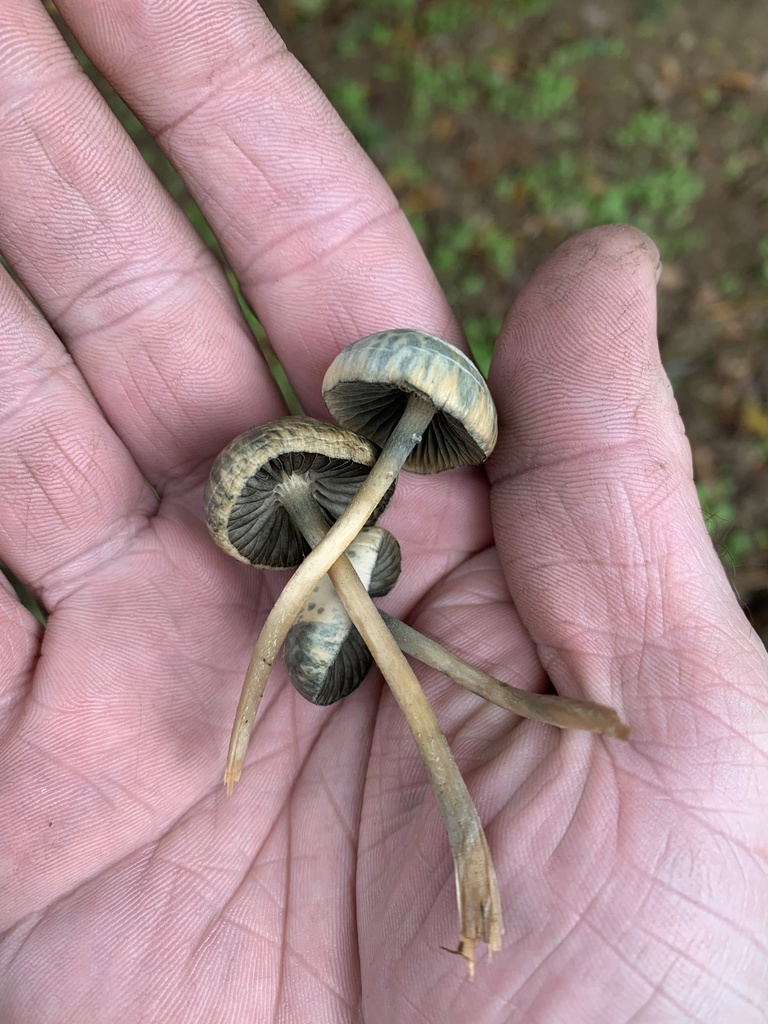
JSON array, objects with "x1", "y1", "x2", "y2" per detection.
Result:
[{"x1": 0, "y1": 1, "x2": 766, "y2": 1021}]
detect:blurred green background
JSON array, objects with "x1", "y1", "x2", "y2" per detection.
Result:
[{"x1": 8, "y1": 0, "x2": 768, "y2": 643}]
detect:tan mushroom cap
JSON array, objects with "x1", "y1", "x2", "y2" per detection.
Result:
[
  {"x1": 322, "y1": 329, "x2": 498, "y2": 473},
  {"x1": 205, "y1": 417, "x2": 395, "y2": 569}
]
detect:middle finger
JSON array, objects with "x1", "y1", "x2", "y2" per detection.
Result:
[{"x1": 52, "y1": 0, "x2": 463, "y2": 411}]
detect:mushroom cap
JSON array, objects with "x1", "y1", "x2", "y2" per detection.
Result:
[
  {"x1": 284, "y1": 527, "x2": 401, "y2": 705},
  {"x1": 322, "y1": 329, "x2": 498, "y2": 473},
  {"x1": 205, "y1": 417, "x2": 396, "y2": 569}
]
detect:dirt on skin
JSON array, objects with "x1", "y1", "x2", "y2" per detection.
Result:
[{"x1": 269, "y1": 0, "x2": 768, "y2": 645}]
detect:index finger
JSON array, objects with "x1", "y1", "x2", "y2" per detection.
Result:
[{"x1": 49, "y1": 0, "x2": 463, "y2": 417}]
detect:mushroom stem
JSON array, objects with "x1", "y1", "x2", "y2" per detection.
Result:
[
  {"x1": 267, "y1": 481, "x2": 502, "y2": 972},
  {"x1": 380, "y1": 613, "x2": 629, "y2": 739},
  {"x1": 226, "y1": 393, "x2": 435, "y2": 777}
]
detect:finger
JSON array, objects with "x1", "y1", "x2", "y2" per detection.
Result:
[
  {"x1": 0, "y1": 266, "x2": 154, "y2": 597},
  {"x1": 0, "y1": 0, "x2": 285, "y2": 486},
  {"x1": 51, "y1": 0, "x2": 463, "y2": 416},
  {"x1": 487, "y1": 225, "x2": 768, "y2": 723}
]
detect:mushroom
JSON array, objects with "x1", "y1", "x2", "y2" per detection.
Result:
[
  {"x1": 284, "y1": 527, "x2": 401, "y2": 705},
  {"x1": 206, "y1": 416, "x2": 503, "y2": 972},
  {"x1": 323, "y1": 328, "x2": 497, "y2": 473},
  {"x1": 205, "y1": 418, "x2": 396, "y2": 571},
  {"x1": 232, "y1": 330, "x2": 499, "y2": 791}
]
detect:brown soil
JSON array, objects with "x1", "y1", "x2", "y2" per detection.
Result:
[{"x1": 269, "y1": 0, "x2": 768, "y2": 646}]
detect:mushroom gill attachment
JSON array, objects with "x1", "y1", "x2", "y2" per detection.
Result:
[
  {"x1": 322, "y1": 328, "x2": 498, "y2": 472},
  {"x1": 284, "y1": 527, "x2": 401, "y2": 705},
  {"x1": 205, "y1": 417, "x2": 396, "y2": 568},
  {"x1": 245, "y1": 329, "x2": 498, "y2": 717}
]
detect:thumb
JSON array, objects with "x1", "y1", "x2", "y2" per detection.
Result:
[{"x1": 486, "y1": 225, "x2": 768, "y2": 742}]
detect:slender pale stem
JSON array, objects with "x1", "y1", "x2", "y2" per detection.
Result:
[
  {"x1": 225, "y1": 393, "x2": 435, "y2": 786},
  {"x1": 273, "y1": 484, "x2": 502, "y2": 972},
  {"x1": 381, "y1": 614, "x2": 629, "y2": 739}
]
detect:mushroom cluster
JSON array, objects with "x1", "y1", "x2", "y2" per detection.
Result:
[{"x1": 205, "y1": 328, "x2": 628, "y2": 974}]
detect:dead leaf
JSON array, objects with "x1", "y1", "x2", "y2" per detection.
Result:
[{"x1": 716, "y1": 71, "x2": 756, "y2": 92}]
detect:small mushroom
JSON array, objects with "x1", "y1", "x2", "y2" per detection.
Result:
[
  {"x1": 205, "y1": 417, "x2": 395, "y2": 570},
  {"x1": 206, "y1": 416, "x2": 503, "y2": 971},
  {"x1": 206, "y1": 416, "x2": 396, "y2": 768},
  {"x1": 323, "y1": 328, "x2": 498, "y2": 474},
  {"x1": 284, "y1": 527, "x2": 401, "y2": 705}
]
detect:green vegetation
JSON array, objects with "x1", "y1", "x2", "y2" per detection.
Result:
[
  {"x1": 287, "y1": 0, "x2": 716, "y2": 373},
  {"x1": 0, "y1": 562, "x2": 46, "y2": 625},
  {"x1": 697, "y1": 479, "x2": 768, "y2": 568},
  {"x1": 507, "y1": 109, "x2": 704, "y2": 257}
]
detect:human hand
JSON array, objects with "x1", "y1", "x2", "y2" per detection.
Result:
[{"x1": 1, "y1": 2, "x2": 766, "y2": 1022}]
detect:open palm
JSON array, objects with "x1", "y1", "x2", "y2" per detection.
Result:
[{"x1": 1, "y1": 3, "x2": 767, "y2": 1022}]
